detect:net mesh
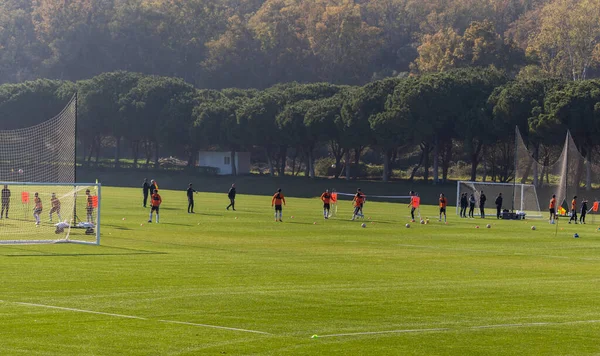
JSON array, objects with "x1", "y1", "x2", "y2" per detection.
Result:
[
  {"x1": 0, "y1": 94, "x2": 76, "y2": 183},
  {"x1": 0, "y1": 183, "x2": 100, "y2": 244},
  {"x1": 515, "y1": 127, "x2": 598, "y2": 215}
]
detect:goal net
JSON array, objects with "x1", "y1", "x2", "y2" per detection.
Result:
[
  {"x1": 0, "y1": 183, "x2": 101, "y2": 245},
  {"x1": 0, "y1": 94, "x2": 101, "y2": 245},
  {"x1": 515, "y1": 127, "x2": 599, "y2": 215},
  {"x1": 456, "y1": 181, "x2": 542, "y2": 218}
]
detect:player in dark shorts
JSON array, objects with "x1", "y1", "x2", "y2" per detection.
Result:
[
  {"x1": 85, "y1": 189, "x2": 95, "y2": 223},
  {"x1": 320, "y1": 189, "x2": 332, "y2": 219},
  {"x1": 1, "y1": 184, "x2": 10, "y2": 219},
  {"x1": 187, "y1": 183, "x2": 197, "y2": 213},
  {"x1": 271, "y1": 189, "x2": 286, "y2": 222},
  {"x1": 439, "y1": 193, "x2": 447, "y2": 222},
  {"x1": 149, "y1": 189, "x2": 162, "y2": 223},
  {"x1": 226, "y1": 184, "x2": 236, "y2": 211},
  {"x1": 549, "y1": 194, "x2": 557, "y2": 223}
]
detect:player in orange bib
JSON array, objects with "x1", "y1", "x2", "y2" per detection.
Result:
[
  {"x1": 351, "y1": 192, "x2": 364, "y2": 220},
  {"x1": 33, "y1": 192, "x2": 42, "y2": 226},
  {"x1": 148, "y1": 189, "x2": 162, "y2": 223},
  {"x1": 569, "y1": 195, "x2": 578, "y2": 224},
  {"x1": 549, "y1": 194, "x2": 557, "y2": 223},
  {"x1": 272, "y1": 188, "x2": 286, "y2": 222},
  {"x1": 320, "y1": 189, "x2": 332, "y2": 219},
  {"x1": 407, "y1": 191, "x2": 419, "y2": 222},
  {"x1": 439, "y1": 193, "x2": 447, "y2": 223}
]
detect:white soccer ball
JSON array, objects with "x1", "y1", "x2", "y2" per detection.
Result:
[
  {"x1": 420, "y1": 220, "x2": 425, "y2": 224},
  {"x1": 531, "y1": 226, "x2": 536, "y2": 230},
  {"x1": 18, "y1": 169, "x2": 23, "y2": 174},
  {"x1": 405, "y1": 223, "x2": 410, "y2": 228},
  {"x1": 486, "y1": 224, "x2": 491, "y2": 229},
  {"x1": 361, "y1": 223, "x2": 366, "y2": 228}
]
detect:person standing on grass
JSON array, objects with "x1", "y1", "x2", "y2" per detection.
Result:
[
  {"x1": 460, "y1": 193, "x2": 468, "y2": 218},
  {"x1": 226, "y1": 184, "x2": 236, "y2": 211},
  {"x1": 357, "y1": 188, "x2": 366, "y2": 217},
  {"x1": 149, "y1": 189, "x2": 162, "y2": 223},
  {"x1": 33, "y1": 192, "x2": 42, "y2": 226},
  {"x1": 86, "y1": 189, "x2": 95, "y2": 223},
  {"x1": 468, "y1": 193, "x2": 476, "y2": 218},
  {"x1": 272, "y1": 188, "x2": 286, "y2": 222},
  {"x1": 1, "y1": 184, "x2": 10, "y2": 219},
  {"x1": 439, "y1": 193, "x2": 447, "y2": 222},
  {"x1": 569, "y1": 195, "x2": 578, "y2": 224},
  {"x1": 479, "y1": 190, "x2": 487, "y2": 218},
  {"x1": 187, "y1": 183, "x2": 197, "y2": 213},
  {"x1": 580, "y1": 198, "x2": 588, "y2": 224},
  {"x1": 142, "y1": 178, "x2": 150, "y2": 208},
  {"x1": 149, "y1": 179, "x2": 157, "y2": 195},
  {"x1": 320, "y1": 189, "x2": 332, "y2": 219},
  {"x1": 549, "y1": 194, "x2": 557, "y2": 223},
  {"x1": 495, "y1": 193, "x2": 503, "y2": 219}
]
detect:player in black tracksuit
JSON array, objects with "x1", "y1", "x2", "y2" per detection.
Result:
[
  {"x1": 187, "y1": 183, "x2": 197, "y2": 213},
  {"x1": 495, "y1": 193, "x2": 503, "y2": 219},
  {"x1": 142, "y1": 178, "x2": 150, "y2": 207},
  {"x1": 226, "y1": 184, "x2": 236, "y2": 211}
]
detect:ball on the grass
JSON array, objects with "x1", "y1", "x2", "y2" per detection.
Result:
[
  {"x1": 140, "y1": 223, "x2": 143, "y2": 227},
  {"x1": 405, "y1": 223, "x2": 410, "y2": 228},
  {"x1": 531, "y1": 226, "x2": 536, "y2": 230},
  {"x1": 476, "y1": 225, "x2": 480, "y2": 229},
  {"x1": 486, "y1": 224, "x2": 491, "y2": 228},
  {"x1": 574, "y1": 233, "x2": 580, "y2": 238},
  {"x1": 420, "y1": 220, "x2": 425, "y2": 224},
  {"x1": 122, "y1": 217, "x2": 126, "y2": 221},
  {"x1": 361, "y1": 223, "x2": 366, "y2": 228},
  {"x1": 313, "y1": 222, "x2": 317, "y2": 225}
]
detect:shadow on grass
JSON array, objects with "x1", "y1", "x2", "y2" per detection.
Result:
[{"x1": 1, "y1": 245, "x2": 167, "y2": 257}]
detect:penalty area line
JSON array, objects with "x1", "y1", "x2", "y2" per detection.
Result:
[
  {"x1": 314, "y1": 319, "x2": 600, "y2": 339},
  {"x1": 1, "y1": 300, "x2": 271, "y2": 335}
]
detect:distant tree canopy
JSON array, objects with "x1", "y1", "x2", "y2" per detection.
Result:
[
  {"x1": 1, "y1": 0, "x2": 599, "y2": 87},
  {"x1": 3, "y1": 69, "x2": 600, "y2": 186}
]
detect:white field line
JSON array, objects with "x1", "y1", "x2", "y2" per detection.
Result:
[
  {"x1": 315, "y1": 319, "x2": 600, "y2": 339},
  {"x1": 158, "y1": 319, "x2": 271, "y2": 335},
  {"x1": 1, "y1": 300, "x2": 271, "y2": 335}
]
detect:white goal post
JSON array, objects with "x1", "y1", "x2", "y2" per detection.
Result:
[
  {"x1": 456, "y1": 181, "x2": 542, "y2": 218},
  {"x1": 0, "y1": 182, "x2": 101, "y2": 245}
]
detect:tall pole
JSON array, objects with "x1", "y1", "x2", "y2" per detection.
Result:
[
  {"x1": 74, "y1": 92, "x2": 78, "y2": 184},
  {"x1": 512, "y1": 126, "x2": 518, "y2": 213}
]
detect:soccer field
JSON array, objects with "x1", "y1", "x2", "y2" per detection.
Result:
[{"x1": 2, "y1": 187, "x2": 600, "y2": 355}]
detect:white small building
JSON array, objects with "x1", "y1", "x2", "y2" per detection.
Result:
[{"x1": 197, "y1": 151, "x2": 251, "y2": 175}]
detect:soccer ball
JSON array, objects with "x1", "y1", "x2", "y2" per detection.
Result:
[
  {"x1": 420, "y1": 220, "x2": 425, "y2": 224},
  {"x1": 531, "y1": 226, "x2": 536, "y2": 230},
  {"x1": 361, "y1": 223, "x2": 366, "y2": 228},
  {"x1": 486, "y1": 224, "x2": 491, "y2": 228},
  {"x1": 18, "y1": 169, "x2": 23, "y2": 174},
  {"x1": 405, "y1": 223, "x2": 410, "y2": 228}
]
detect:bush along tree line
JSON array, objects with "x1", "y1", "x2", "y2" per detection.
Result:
[{"x1": 2, "y1": 68, "x2": 600, "y2": 183}]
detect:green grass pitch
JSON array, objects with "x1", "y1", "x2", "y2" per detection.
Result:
[{"x1": 2, "y1": 187, "x2": 600, "y2": 355}]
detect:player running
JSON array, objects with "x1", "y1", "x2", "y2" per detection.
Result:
[
  {"x1": 49, "y1": 193, "x2": 62, "y2": 222},
  {"x1": 352, "y1": 192, "x2": 365, "y2": 220},
  {"x1": 148, "y1": 189, "x2": 162, "y2": 223},
  {"x1": 33, "y1": 192, "x2": 42, "y2": 226},
  {"x1": 272, "y1": 189, "x2": 286, "y2": 222},
  {"x1": 408, "y1": 191, "x2": 419, "y2": 222},
  {"x1": 439, "y1": 193, "x2": 447, "y2": 223},
  {"x1": 549, "y1": 194, "x2": 557, "y2": 223},
  {"x1": 320, "y1": 189, "x2": 332, "y2": 219}
]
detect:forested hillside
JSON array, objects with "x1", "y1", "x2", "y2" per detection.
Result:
[{"x1": 2, "y1": 0, "x2": 600, "y2": 88}]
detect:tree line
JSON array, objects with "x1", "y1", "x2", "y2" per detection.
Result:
[
  {"x1": 1, "y1": 68, "x2": 600, "y2": 183},
  {"x1": 1, "y1": 0, "x2": 600, "y2": 89}
]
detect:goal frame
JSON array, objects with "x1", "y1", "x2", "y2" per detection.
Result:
[
  {"x1": 0, "y1": 181, "x2": 101, "y2": 245},
  {"x1": 456, "y1": 180, "x2": 542, "y2": 218}
]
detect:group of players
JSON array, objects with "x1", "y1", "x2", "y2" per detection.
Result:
[
  {"x1": 0, "y1": 184, "x2": 95, "y2": 226},
  {"x1": 549, "y1": 194, "x2": 591, "y2": 224}
]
